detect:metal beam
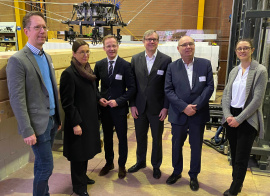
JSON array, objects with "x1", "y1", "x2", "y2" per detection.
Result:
[
  {"x1": 245, "y1": 10, "x2": 270, "y2": 18},
  {"x1": 197, "y1": 0, "x2": 205, "y2": 30},
  {"x1": 14, "y1": 0, "x2": 27, "y2": 50}
]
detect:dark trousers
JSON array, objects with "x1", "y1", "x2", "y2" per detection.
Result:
[
  {"x1": 101, "y1": 108, "x2": 128, "y2": 167},
  {"x1": 171, "y1": 121, "x2": 205, "y2": 178},
  {"x1": 32, "y1": 115, "x2": 57, "y2": 196},
  {"x1": 134, "y1": 108, "x2": 164, "y2": 168},
  {"x1": 226, "y1": 107, "x2": 257, "y2": 195},
  {"x1": 70, "y1": 160, "x2": 88, "y2": 193}
]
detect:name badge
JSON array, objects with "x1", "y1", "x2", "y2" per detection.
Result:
[
  {"x1": 199, "y1": 76, "x2": 206, "y2": 82},
  {"x1": 157, "y1": 70, "x2": 164, "y2": 75},
  {"x1": 115, "y1": 74, "x2": 123, "y2": 80}
]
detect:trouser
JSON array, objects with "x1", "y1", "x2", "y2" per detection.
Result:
[
  {"x1": 171, "y1": 121, "x2": 205, "y2": 178},
  {"x1": 226, "y1": 106, "x2": 257, "y2": 195},
  {"x1": 101, "y1": 108, "x2": 128, "y2": 167},
  {"x1": 134, "y1": 108, "x2": 164, "y2": 168},
  {"x1": 70, "y1": 160, "x2": 88, "y2": 193},
  {"x1": 32, "y1": 115, "x2": 57, "y2": 196}
]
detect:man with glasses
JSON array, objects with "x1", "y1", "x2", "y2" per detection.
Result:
[
  {"x1": 128, "y1": 30, "x2": 172, "y2": 179},
  {"x1": 164, "y1": 36, "x2": 214, "y2": 190},
  {"x1": 6, "y1": 11, "x2": 61, "y2": 196},
  {"x1": 94, "y1": 35, "x2": 136, "y2": 179}
]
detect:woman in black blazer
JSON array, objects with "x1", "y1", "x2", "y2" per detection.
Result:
[
  {"x1": 60, "y1": 40, "x2": 101, "y2": 196},
  {"x1": 222, "y1": 39, "x2": 268, "y2": 196}
]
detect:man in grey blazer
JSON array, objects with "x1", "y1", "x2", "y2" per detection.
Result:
[
  {"x1": 128, "y1": 30, "x2": 172, "y2": 179},
  {"x1": 6, "y1": 11, "x2": 61, "y2": 196},
  {"x1": 164, "y1": 36, "x2": 214, "y2": 190}
]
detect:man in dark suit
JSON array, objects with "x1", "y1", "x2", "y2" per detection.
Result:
[
  {"x1": 94, "y1": 35, "x2": 136, "y2": 179},
  {"x1": 128, "y1": 30, "x2": 172, "y2": 179},
  {"x1": 6, "y1": 12, "x2": 61, "y2": 196},
  {"x1": 164, "y1": 36, "x2": 214, "y2": 190}
]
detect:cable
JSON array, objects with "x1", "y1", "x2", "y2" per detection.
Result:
[{"x1": 127, "y1": 0, "x2": 153, "y2": 25}]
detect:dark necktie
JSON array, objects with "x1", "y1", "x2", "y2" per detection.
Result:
[
  {"x1": 38, "y1": 49, "x2": 44, "y2": 56},
  {"x1": 108, "y1": 61, "x2": 114, "y2": 82}
]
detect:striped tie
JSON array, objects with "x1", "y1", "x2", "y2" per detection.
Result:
[{"x1": 108, "y1": 61, "x2": 114, "y2": 82}]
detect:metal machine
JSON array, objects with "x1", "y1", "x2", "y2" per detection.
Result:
[{"x1": 62, "y1": 1, "x2": 127, "y2": 44}]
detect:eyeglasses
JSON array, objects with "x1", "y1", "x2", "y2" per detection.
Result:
[
  {"x1": 144, "y1": 38, "x2": 159, "y2": 42},
  {"x1": 179, "y1": 42, "x2": 195, "y2": 47},
  {"x1": 76, "y1": 51, "x2": 90, "y2": 56},
  {"x1": 236, "y1": 47, "x2": 251, "y2": 52},
  {"x1": 28, "y1": 26, "x2": 48, "y2": 31},
  {"x1": 105, "y1": 45, "x2": 118, "y2": 49}
]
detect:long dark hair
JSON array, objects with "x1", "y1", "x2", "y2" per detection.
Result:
[{"x1": 72, "y1": 40, "x2": 89, "y2": 53}]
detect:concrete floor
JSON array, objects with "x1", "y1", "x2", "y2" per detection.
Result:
[{"x1": 0, "y1": 92, "x2": 270, "y2": 195}]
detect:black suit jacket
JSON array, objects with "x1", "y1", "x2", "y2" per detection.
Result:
[
  {"x1": 94, "y1": 56, "x2": 136, "y2": 115},
  {"x1": 165, "y1": 57, "x2": 214, "y2": 125},
  {"x1": 129, "y1": 50, "x2": 172, "y2": 115}
]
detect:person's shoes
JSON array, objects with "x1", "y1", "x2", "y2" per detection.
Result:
[
  {"x1": 153, "y1": 168, "x2": 161, "y2": 179},
  {"x1": 86, "y1": 175, "x2": 95, "y2": 184},
  {"x1": 128, "y1": 162, "x2": 146, "y2": 173},
  {"x1": 223, "y1": 189, "x2": 238, "y2": 196},
  {"x1": 99, "y1": 163, "x2": 114, "y2": 176},
  {"x1": 166, "y1": 173, "x2": 181, "y2": 185},
  {"x1": 190, "y1": 177, "x2": 199, "y2": 191},
  {"x1": 118, "y1": 167, "x2": 127, "y2": 179},
  {"x1": 74, "y1": 190, "x2": 89, "y2": 196}
]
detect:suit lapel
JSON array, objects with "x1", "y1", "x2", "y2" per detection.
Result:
[
  {"x1": 192, "y1": 58, "x2": 198, "y2": 89},
  {"x1": 139, "y1": 52, "x2": 148, "y2": 77},
  {"x1": 179, "y1": 59, "x2": 192, "y2": 90},
  {"x1": 112, "y1": 57, "x2": 121, "y2": 83},
  {"x1": 24, "y1": 46, "x2": 46, "y2": 87},
  {"x1": 149, "y1": 51, "x2": 161, "y2": 77}
]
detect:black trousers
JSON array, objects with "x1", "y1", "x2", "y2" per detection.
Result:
[
  {"x1": 101, "y1": 107, "x2": 128, "y2": 167},
  {"x1": 171, "y1": 121, "x2": 205, "y2": 178},
  {"x1": 134, "y1": 108, "x2": 164, "y2": 168},
  {"x1": 70, "y1": 160, "x2": 88, "y2": 193},
  {"x1": 226, "y1": 107, "x2": 257, "y2": 195}
]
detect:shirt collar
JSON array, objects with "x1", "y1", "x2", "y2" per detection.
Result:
[
  {"x1": 182, "y1": 58, "x2": 194, "y2": 65},
  {"x1": 107, "y1": 55, "x2": 118, "y2": 63},
  {"x1": 26, "y1": 42, "x2": 44, "y2": 56},
  {"x1": 145, "y1": 49, "x2": 158, "y2": 58},
  {"x1": 238, "y1": 63, "x2": 250, "y2": 71}
]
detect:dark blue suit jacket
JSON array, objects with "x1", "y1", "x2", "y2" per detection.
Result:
[
  {"x1": 94, "y1": 56, "x2": 136, "y2": 115},
  {"x1": 165, "y1": 57, "x2": 214, "y2": 125}
]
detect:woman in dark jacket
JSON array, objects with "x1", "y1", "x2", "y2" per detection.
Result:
[
  {"x1": 222, "y1": 39, "x2": 268, "y2": 196},
  {"x1": 60, "y1": 40, "x2": 101, "y2": 196}
]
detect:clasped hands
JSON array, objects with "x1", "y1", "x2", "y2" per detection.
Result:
[
  {"x1": 183, "y1": 104, "x2": 197, "y2": 116},
  {"x1": 226, "y1": 116, "x2": 240, "y2": 128},
  {"x1": 99, "y1": 98, "x2": 118, "y2": 108}
]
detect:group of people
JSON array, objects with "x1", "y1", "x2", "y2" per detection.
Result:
[{"x1": 6, "y1": 11, "x2": 268, "y2": 196}]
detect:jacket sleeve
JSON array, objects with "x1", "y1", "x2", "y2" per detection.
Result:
[
  {"x1": 94, "y1": 63, "x2": 102, "y2": 101},
  {"x1": 163, "y1": 57, "x2": 172, "y2": 109},
  {"x1": 6, "y1": 56, "x2": 34, "y2": 138},
  {"x1": 60, "y1": 70, "x2": 82, "y2": 128},
  {"x1": 129, "y1": 56, "x2": 136, "y2": 107}
]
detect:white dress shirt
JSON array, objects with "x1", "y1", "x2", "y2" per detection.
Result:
[
  {"x1": 231, "y1": 64, "x2": 250, "y2": 108},
  {"x1": 145, "y1": 50, "x2": 157, "y2": 74},
  {"x1": 182, "y1": 58, "x2": 194, "y2": 89}
]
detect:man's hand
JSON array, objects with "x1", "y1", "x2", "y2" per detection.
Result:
[
  {"x1": 73, "y1": 125, "x2": 82, "y2": 136},
  {"x1": 131, "y1": 106, "x2": 138, "y2": 119},
  {"x1": 99, "y1": 98, "x2": 108, "y2": 107},
  {"x1": 183, "y1": 104, "x2": 197, "y2": 116},
  {"x1": 24, "y1": 134, "x2": 37, "y2": 146},
  {"x1": 107, "y1": 100, "x2": 118, "y2": 108},
  {"x1": 159, "y1": 108, "x2": 168, "y2": 121},
  {"x1": 57, "y1": 124, "x2": 62, "y2": 131},
  {"x1": 228, "y1": 117, "x2": 240, "y2": 128}
]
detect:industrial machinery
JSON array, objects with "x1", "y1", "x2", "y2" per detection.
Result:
[
  {"x1": 62, "y1": 1, "x2": 127, "y2": 44},
  {"x1": 227, "y1": 0, "x2": 270, "y2": 172}
]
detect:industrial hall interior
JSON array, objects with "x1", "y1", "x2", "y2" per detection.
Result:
[{"x1": 0, "y1": 0, "x2": 270, "y2": 196}]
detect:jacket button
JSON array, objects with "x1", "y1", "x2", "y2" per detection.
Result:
[
  {"x1": 47, "y1": 107, "x2": 50, "y2": 109},
  {"x1": 46, "y1": 95, "x2": 49, "y2": 98}
]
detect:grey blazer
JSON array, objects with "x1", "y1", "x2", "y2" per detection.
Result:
[
  {"x1": 6, "y1": 46, "x2": 61, "y2": 138},
  {"x1": 222, "y1": 60, "x2": 268, "y2": 138}
]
